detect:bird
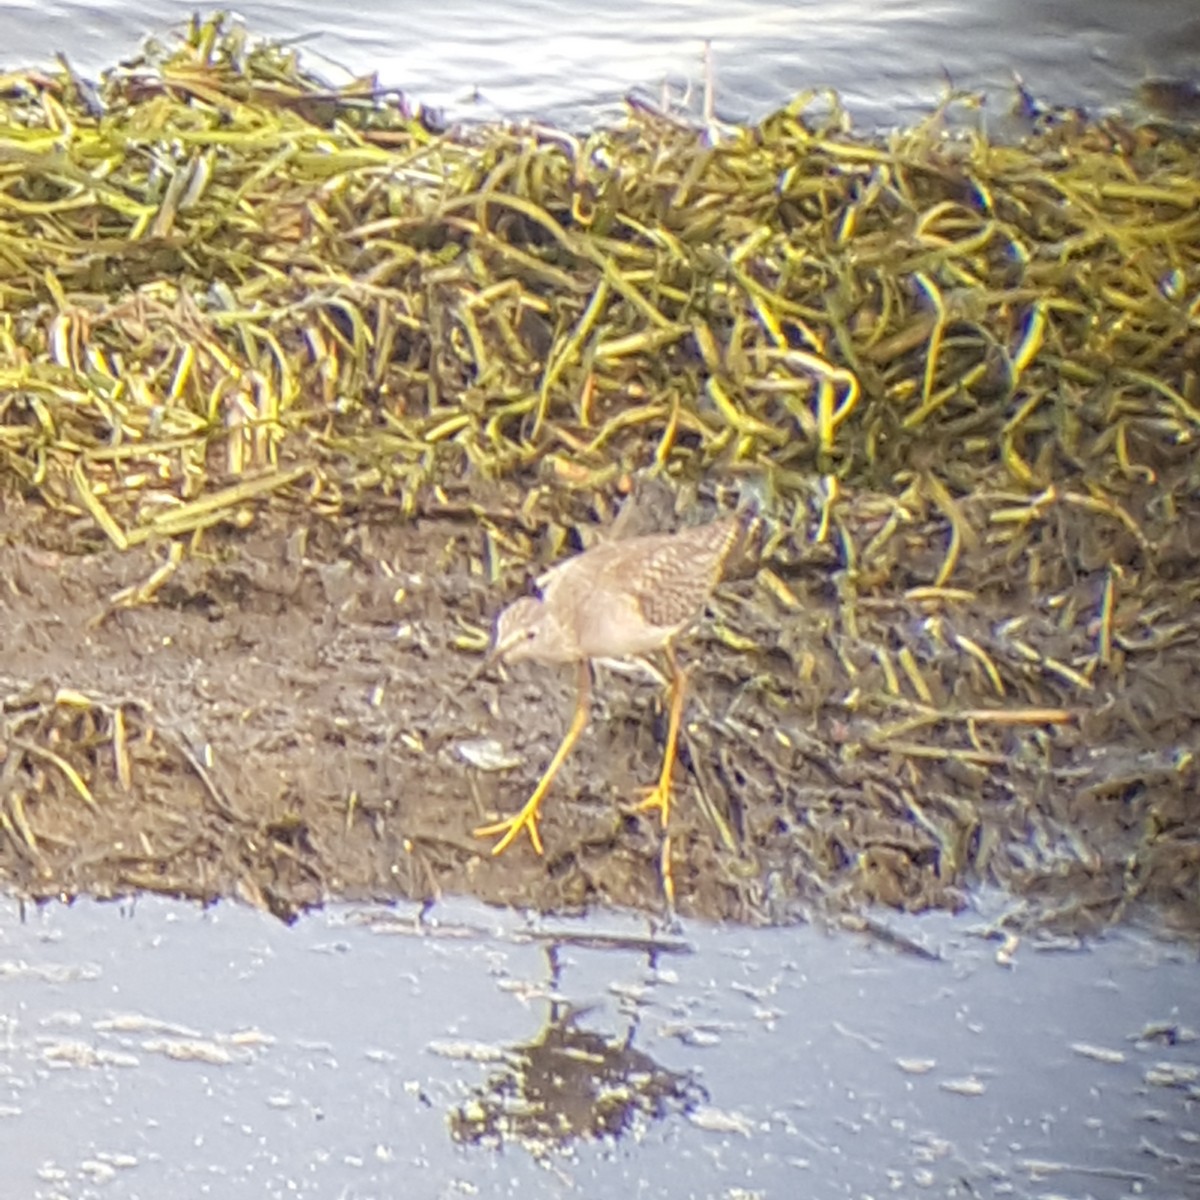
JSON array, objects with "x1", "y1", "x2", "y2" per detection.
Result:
[{"x1": 474, "y1": 512, "x2": 742, "y2": 897}]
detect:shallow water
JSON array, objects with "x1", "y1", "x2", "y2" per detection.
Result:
[
  {"x1": 6, "y1": 0, "x2": 1199, "y2": 127},
  {"x1": 2, "y1": 896, "x2": 1197, "y2": 1198}
]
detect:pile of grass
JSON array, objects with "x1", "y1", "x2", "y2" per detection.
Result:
[
  {"x1": 0, "y1": 13, "x2": 1194, "y2": 543},
  {"x1": 0, "y1": 13, "x2": 1197, "y2": 924}
]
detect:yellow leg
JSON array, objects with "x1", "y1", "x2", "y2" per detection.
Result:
[
  {"x1": 660, "y1": 833, "x2": 676, "y2": 914},
  {"x1": 636, "y1": 645, "x2": 687, "y2": 830},
  {"x1": 475, "y1": 661, "x2": 591, "y2": 856}
]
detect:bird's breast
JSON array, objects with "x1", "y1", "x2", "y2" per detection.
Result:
[{"x1": 573, "y1": 592, "x2": 677, "y2": 660}]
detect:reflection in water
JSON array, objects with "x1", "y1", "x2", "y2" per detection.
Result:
[
  {"x1": 449, "y1": 948, "x2": 706, "y2": 1153},
  {"x1": 1, "y1": 897, "x2": 1198, "y2": 1199}
]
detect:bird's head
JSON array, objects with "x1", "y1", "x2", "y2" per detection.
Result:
[{"x1": 491, "y1": 594, "x2": 562, "y2": 664}]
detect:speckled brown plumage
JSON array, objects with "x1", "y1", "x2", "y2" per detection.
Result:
[
  {"x1": 493, "y1": 514, "x2": 740, "y2": 665},
  {"x1": 477, "y1": 512, "x2": 743, "y2": 905}
]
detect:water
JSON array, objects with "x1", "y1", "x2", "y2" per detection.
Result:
[
  {"x1": 1, "y1": 5, "x2": 1198, "y2": 1195},
  {"x1": 3, "y1": 0, "x2": 1198, "y2": 128},
  {"x1": 3, "y1": 896, "x2": 1197, "y2": 1197}
]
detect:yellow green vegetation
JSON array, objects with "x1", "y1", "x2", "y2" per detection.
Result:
[
  {"x1": 0, "y1": 14, "x2": 1196, "y2": 925},
  {"x1": 0, "y1": 13, "x2": 1195, "y2": 546}
]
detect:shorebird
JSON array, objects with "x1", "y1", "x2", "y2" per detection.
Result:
[{"x1": 475, "y1": 513, "x2": 741, "y2": 898}]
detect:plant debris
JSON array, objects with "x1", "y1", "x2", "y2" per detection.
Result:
[{"x1": 0, "y1": 15, "x2": 1196, "y2": 932}]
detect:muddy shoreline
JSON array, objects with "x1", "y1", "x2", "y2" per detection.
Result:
[{"x1": 2, "y1": 488, "x2": 1195, "y2": 936}]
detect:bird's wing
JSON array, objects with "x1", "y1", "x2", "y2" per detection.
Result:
[
  {"x1": 631, "y1": 518, "x2": 740, "y2": 628},
  {"x1": 624, "y1": 541, "x2": 715, "y2": 630},
  {"x1": 534, "y1": 516, "x2": 739, "y2": 631}
]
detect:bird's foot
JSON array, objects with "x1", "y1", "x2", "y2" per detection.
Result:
[
  {"x1": 634, "y1": 782, "x2": 672, "y2": 829},
  {"x1": 474, "y1": 803, "x2": 545, "y2": 856}
]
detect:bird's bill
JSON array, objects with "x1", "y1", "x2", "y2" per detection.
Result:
[
  {"x1": 488, "y1": 627, "x2": 530, "y2": 664},
  {"x1": 464, "y1": 625, "x2": 520, "y2": 684}
]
